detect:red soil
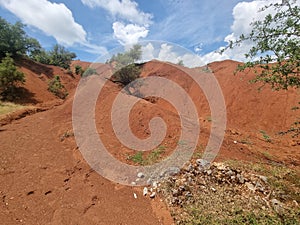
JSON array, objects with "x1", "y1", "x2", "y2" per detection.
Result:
[{"x1": 0, "y1": 59, "x2": 299, "y2": 224}]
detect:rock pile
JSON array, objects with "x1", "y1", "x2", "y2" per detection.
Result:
[{"x1": 144, "y1": 159, "x2": 299, "y2": 223}]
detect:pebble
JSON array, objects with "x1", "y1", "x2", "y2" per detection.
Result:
[
  {"x1": 245, "y1": 182, "x2": 255, "y2": 191},
  {"x1": 167, "y1": 167, "x2": 180, "y2": 176},
  {"x1": 143, "y1": 187, "x2": 148, "y2": 196},
  {"x1": 133, "y1": 193, "x2": 137, "y2": 199},
  {"x1": 150, "y1": 192, "x2": 156, "y2": 198},
  {"x1": 137, "y1": 172, "x2": 144, "y2": 178},
  {"x1": 152, "y1": 181, "x2": 158, "y2": 189},
  {"x1": 259, "y1": 175, "x2": 268, "y2": 183},
  {"x1": 196, "y1": 159, "x2": 210, "y2": 168},
  {"x1": 211, "y1": 187, "x2": 217, "y2": 192}
]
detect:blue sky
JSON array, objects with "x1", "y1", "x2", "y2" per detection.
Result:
[{"x1": 0, "y1": 0, "x2": 285, "y2": 66}]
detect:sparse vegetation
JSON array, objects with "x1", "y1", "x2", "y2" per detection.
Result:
[
  {"x1": 127, "y1": 145, "x2": 166, "y2": 165},
  {"x1": 48, "y1": 75, "x2": 68, "y2": 99},
  {"x1": 82, "y1": 67, "x2": 97, "y2": 77},
  {"x1": 260, "y1": 130, "x2": 272, "y2": 143},
  {"x1": 0, "y1": 101, "x2": 25, "y2": 115}
]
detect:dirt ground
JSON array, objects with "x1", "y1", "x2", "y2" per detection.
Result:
[{"x1": 0, "y1": 59, "x2": 299, "y2": 224}]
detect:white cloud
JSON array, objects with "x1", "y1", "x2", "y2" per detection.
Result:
[
  {"x1": 81, "y1": 0, "x2": 152, "y2": 26},
  {"x1": 112, "y1": 22, "x2": 149, "y2": 45},
  {"x1": 197, "y1": 0, "x2": 285, "y2": 63},
  {"x1": 0, "y1": 0, "x2": 87, "y2": 46},
  {"x1": 140, "y1": 43, "x2": 205, "y2": 68},
  {"x1": 141, "y1": 43, "x2": 155, "y2": 61}
]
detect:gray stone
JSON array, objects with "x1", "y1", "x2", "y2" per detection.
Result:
[
  {"x1": 206, "y1": 169, "x2": 212, "y2": 175},
  {"x1": 196, "y1": 159, "x2": 210, "y2": 168},
  {"x1": 166, "y1": 167, "x2": 180, "y2": 176},
  {"x1": 237, "y1": 174, "x2": 245, "y2": 184},
  {"x1": 259, "y1": 175, "x2": 268, "y2": 183},
  {"x1": 245, "y1": 182, "x2": 255, "y2": 191}
]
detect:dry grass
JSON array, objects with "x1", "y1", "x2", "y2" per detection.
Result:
[{"x1": 0, "y1": 101, "x2": 26, "y2": 116}]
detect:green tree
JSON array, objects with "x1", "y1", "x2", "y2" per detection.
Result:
[
  {"x1": 109, "y1": 44, "x2": 142, "y2": 85},
  {"x1": 226, "y1": 0, "x2": 300, "y2": 90},
  {"x1": 227, "y1": 0, "x2": 299, "y2": 136},
  {"x1": 113, "y1": 64, "x2": 141, "y2": 86},
  {"x1": 48, "y1": 44, "x2": 76, "y2": 69},
  {"x1": 0, "y1": 54, "x2": 25, "y2": 99},
  {"x1": 30, "y1": 49, "x2": 51, "y2": 65},
  {"x1": 0, "y1": 17, "x2": 41, "y2": 59}
]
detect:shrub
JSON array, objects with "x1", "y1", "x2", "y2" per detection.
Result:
[
  {"x1": 74, "y1": 65, "x2": 83, "y2": 75},
  {"x1": 112, "y1": 64, "x2": 141, "y2": 86},
  {"x1": 0, "y1": 55, "x2": 25, "y2": 100},
  {"x1": 48, "y1": 75, "x2": 68, "y2": 99},
  {"x1": 82, "y1": 67, "x2": 97, "y2": 77}
]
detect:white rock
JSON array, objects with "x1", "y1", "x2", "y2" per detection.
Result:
[
  {"x1": 150, "y1": 192, "x2": 156, "y2": 198},
  {"x1": 133, "y1": 193, "x2": 137, "y2": 199},
  {"x1": 137, "y1": 172, "x2": 144, "y2": 178},
  {"x1": 233, "y1": 140, "x2": 238, "y2": 144},
  {"x1": 143, "y1": 187, "x2": 148, "y2": 196},
  {"x1": 152, "y1": 181, "x2": 158, "y2": 189}
]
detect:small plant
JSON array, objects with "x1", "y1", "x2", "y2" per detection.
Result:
[
  {"x1": 60, "y1": 130, "x2": 74, "y2": 141},
  {"x1": 48, "y1": 75, "x2": 68, "y2": 99},
  {"x1": 127, "y1": 151, "x2": 144, "y2": 165},
  {"x1": 127, "y1": 145, "x2": 166, "y2": 165},
  {"x1": 240, "y1": 137, "x2": 253, "y2": 145},
  {"x1": 74, "y1": 65, "x2": 83, "y2": 75},
  {"x1": 112, "y1": 63, "x2": 141, "y2": 86},
  {"x1": 145, "y1": 145, "x2": 166, "y2": 164},
  {"x1": 259, "y1": 130, "x2": 272, "y2": 143}
]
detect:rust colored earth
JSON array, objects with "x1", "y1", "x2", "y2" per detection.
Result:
[{"x1": 0, "y1": 59, "x2": 299, "y2": 224}]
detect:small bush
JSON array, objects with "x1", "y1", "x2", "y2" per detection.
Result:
[
  {"x1": 74, "y1": 65, "x2": 83, "y2": 75},
  {"x1": 82, "y1": 67, "x2": 97, "y2": 77},
  {"x1": 48, "y1": 75, "x2": 68, "y2": 99},
  {"x1": 112, "y1": 63, "x2": 141, "y2": 86}
]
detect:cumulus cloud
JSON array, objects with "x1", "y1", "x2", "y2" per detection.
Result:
[
  {"x1": 81, "y1": 0, "x2": 152, "y2": 26},
  {"x1": 112, "y1": 22, "x2": 149, "y2": 45},
  {"x1": 81, "y1": 0, "x2": 152, "y2": 45},
  {"x1": 140, "y1": 43, "x2": 204, "y2": 68},
  {"x1": 197, "y1": 0, "x2": 283, "y2": 63},
  {"x1": 0, "y1": 0, "x2": 87, "y2": 46}
]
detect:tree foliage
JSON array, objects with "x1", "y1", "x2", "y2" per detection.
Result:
[
  {"x1": 227, "y1": 0, "x2": 300, "y2": 90},
  {"x1": 0, "y1": 17, "x2": 41, "y2": 59},
  {"x1": 31, "y1": 44, "x2": 76, "y2": 69},
  {"x1": 48, "y1": 44, "x2": 76, "y2": 69},
  {"x1": 109, "y1": 44, "x2": 142, "y2": 85},
  {"x1": 0, "y1": 54, "x2": 25, "y2": 99}
]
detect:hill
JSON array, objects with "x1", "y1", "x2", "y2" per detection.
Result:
[{"x1": 0, "y1": 58, "x2": 299, "y2": 224}]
